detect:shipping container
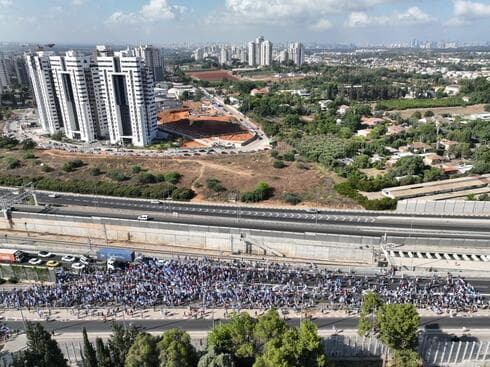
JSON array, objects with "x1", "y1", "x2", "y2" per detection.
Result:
[{"x1": 0, "y1": 249, "x2": 27, "y2": 263}]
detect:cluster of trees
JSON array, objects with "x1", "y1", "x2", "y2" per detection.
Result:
[
  {"x1": 0, "y1": 173, "x2": 195, "y2": 201},
  {"x1": 459, "y1": 77, "x2": 490, "y2": 104},
  {"x1": 18, "y1": 304, "x2": 424, "y2": 367},
  {"x1": 358, "y1": 293, "x2": 421, "y2": 367},
  {"x1": 15, "y1": 311, "x2": 328, "y2": 367},
  {"x1": 241, "y1": 182, "x2": 273, "y2": 203}
]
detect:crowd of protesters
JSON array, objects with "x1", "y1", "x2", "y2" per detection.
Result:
[{"x1": 0, "y1": 257, "x2": 485, "y2": 313}]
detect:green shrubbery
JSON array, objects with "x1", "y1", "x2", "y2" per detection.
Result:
[
  {"x1": 241, "y1": 182, "x2": 273, "y2": 203},
  {"x1": 62, "y1": 159, "x2": 84, "y2": 172},
  {"x1": 171, "y1": 187, "x2": 195, "y2": 201},
  {"x1": 206, "y1": 179, "x2": 225, "y2": 192},
  {"x1": 334, "y1": 182, "x2": 397, "y2": 210},
  {"x1": 89, "y1": 167, "x2": 101, "y2": 176},
  {"x1": 108, "y1": 171, "x2": 129, "y2": 182},
  {"x1": 283, "y1": 192, "x2": 302, "y2": 205},
  {"x1": 0, "y1": 173, "x2": 195, "y2": 201},
  {"x1": 6, "y1": 158, "x2": 21, "y2": 169},
  {"x1": 273, "y1": 160, "x2": 286, "y2": 169}
]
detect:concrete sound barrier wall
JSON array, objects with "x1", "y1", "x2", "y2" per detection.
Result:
[{"x1": 1, "y1": 212, "x2": 375, "y2": 264}]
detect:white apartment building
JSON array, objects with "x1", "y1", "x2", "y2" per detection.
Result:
[
  {"x1": 219, "y1": 48, "x2": 230, "y2": 65},
  {"x1": 133, "y1": 45, "x2": 164, "y2": 83},
  {"x1": 248, "y1": 36, "x2": 273, "y2": 67},
  {"x1": 247, "y1": 42, "x2": 256, "y2": 67},
  {"x1": 289, "y1": 42, "x2": 305, "y2": 66},
  {"x1": 260, "y1": 40, "x2": 273, "y2": 67},
  {"x1": 50, "y1": 51, "x2": 106, "y2": 142},
  {"x1": 25, "y1": 51, "x2": 64, "y2": 134},
  {"x1": 97, "y1": 51, "x2": 157, "y2": 147}
]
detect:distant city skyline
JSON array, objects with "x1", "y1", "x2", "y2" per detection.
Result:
[{"x1": 1, "y1": 1, "x2": 490, "y2": 45}]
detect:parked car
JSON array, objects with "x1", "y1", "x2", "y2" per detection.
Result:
[
  {"x1": 61, "y1": 255, "x2": 76, "y2": 263},
  {"x1": 71, "y1": 262, "x2": 85, "y2": 270},
  {"x1": 46, "y1": 260, "x2": 60, "y2": 268},
  {"x1": 28, "y1": 258, "x2": 43, "y2": 265},
  {"x1": 38, "y1": 251, "x2": 53, "y2": 258},
  {"x1": 79, "y1": 255, "x2": 90, "y2": 265}
]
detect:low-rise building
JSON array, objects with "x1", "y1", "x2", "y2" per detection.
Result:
[{"x1": 382, "y1": 174, "x2": 490, "y2": 200}]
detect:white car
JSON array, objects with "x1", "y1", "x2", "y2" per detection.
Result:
[
  {"x1": 38, "y1": 251, "x2": 53, "y2": 258},
  {"x1": 61, "y1": 255, "x2": 76, "y2": 263},
  {"x1": 79, "y1": 255, "x2": 90, "y2": 265},
  {"x1": 150, "y1": 200, "x2": 161, "y2": 205},
  {"x1": 107, "y1": 257, "x2": 117, "y2": 271},
  {"x1": 137, "y1": 215, "x2": 149, "y2": 221},
  {"x1": 48, "y1": 194, "x2": 58, "y2": 198},
  {"x1": 306, "y1": 209, "x2": 319, "y2": 214},
  {"x1": 71, "y1": 262, "x2": 85, "y2": 270},
  {"x1": 29, "y1": 258, "x2": 43, "y2": 265}
]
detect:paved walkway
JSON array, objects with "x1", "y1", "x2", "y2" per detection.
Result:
[{"x1": 1, "y1": 307, "x2": 489, "y2": 323}]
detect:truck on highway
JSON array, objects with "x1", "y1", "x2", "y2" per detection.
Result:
[
  {"x1": 96, "y1": 247, "x2": 135, "y2": 263},
  {"x1": 0, "y1": 249, "x2": 27, "y2": 263}
]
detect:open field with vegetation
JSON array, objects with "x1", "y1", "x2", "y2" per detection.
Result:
[
  {"x1": 0, "y1": 140, "x2": 358, "y2": 208},
  {"x1": 394, "y1": 103, "x2": 486, "y2": 118}
]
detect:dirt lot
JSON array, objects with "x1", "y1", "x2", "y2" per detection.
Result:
[
  {"x1": 394, "y1": 104, "x2": 486, "y2": 118},
  {"x1": 0, "y1": 148, "x2": 358, "y2": 209},
  {"x1": 186, "y1": 70, "x2": 238, "y2": 82}
]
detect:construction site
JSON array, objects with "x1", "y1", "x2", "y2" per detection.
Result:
[{"x1": 157, "y1": 100, "x2": 256, "y2": 149}]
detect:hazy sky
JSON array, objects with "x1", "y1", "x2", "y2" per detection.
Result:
[{"x1": 1, "y1": 0, "x2": 490, "y2": 45}]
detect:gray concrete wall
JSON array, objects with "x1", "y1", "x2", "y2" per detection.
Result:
[{"x1": 1, "y1": 212, "x2": 375, "y2": 264}]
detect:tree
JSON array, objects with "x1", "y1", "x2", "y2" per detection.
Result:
[
  {"x1": 198, "y1": 347, "x2": 236, "y2": 367},
  {"x1": 157, "y1": 328, "x2": 198, "y2": 367},
  {"x1": 358, "y1": 292, "x2": 383, "y2": 337},
  {"x1": 376, "y1": 304, "x2": 420, "y2": 351},
  {"x1": 392, "y1": 349, "x2": 421, "y2": 367},
  {"x1": 82, "y1": 327, "x2": 98, "y2": 367},
  {"x1": 13, "y1": 322, "x2": 67, "y2": 367},
  {"x1": 108, "y1": 323, "x2": 140, "y2": 367},
  {"x1": 253, "y1": 309, "x2": 288, "y2": 349},
  {"x1": 207, "y1": 312, "x2": 256, "y2": 364},
  {"x1": 389, "y1": 156, "x2": 425, "y2": 177},
  {"x1": 125, "y1": 333, "x2": 158, "y2": 367},
  {"x1": 254, "y1": 320, "x2": 326, "y2": 367},
  {"x1": 95, "y1": 338, "x2": 112, "y2": 367}
]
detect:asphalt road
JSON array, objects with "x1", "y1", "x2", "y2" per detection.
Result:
[
  {"x1": 5, "y1": 316, "x2": 490, "y2": 334},
  {"x1": 2, "y1": 188, "x2": 489, "y2": 240}
]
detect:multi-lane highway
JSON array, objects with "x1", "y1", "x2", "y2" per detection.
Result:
[
  {"x1": 2, "y1": 188, "x2": 490, "y2": 241},
  {"x1": 5, "y1": 316, "x2": 490, "y2": 334}
]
